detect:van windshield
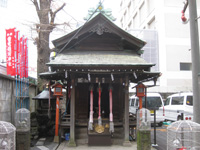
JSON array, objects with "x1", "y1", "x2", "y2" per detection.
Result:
[{"x1": 141, "y1": 96, "x2": 162, "y2": 109}]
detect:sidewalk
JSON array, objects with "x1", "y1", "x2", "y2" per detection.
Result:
[{"x1": 57, "y1": 141, "x2": 157, "y2": 150}]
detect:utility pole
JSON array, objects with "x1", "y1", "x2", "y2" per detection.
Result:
[{"x1": 188, "y1": 0, "x2": 200, "y2": 124}]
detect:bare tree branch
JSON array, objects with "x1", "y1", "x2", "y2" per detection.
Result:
[
  {"x1": 50, "y1": 3, "x2": 66, "y2": 25},
  {"x1": 29, "y1": 0, "x2": 67, "y2": 91}
]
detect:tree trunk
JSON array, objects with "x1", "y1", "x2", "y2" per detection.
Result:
[{"x1": 31, "y1": 0, "x2": 65, "y2": 91}]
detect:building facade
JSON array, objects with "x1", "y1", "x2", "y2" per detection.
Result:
[{"x1": 120, "y1": 0, "x2": 200, "y2": 95}]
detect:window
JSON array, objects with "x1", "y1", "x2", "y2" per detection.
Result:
[
  {"x1": 164, "y1": 97, "x2": 170, "y2": 106},
  {"x1": 148, "y1": 17, "x2": 156, "y2": 29},
  {"x1": 0, "y1": 0, "x2": 7, "y2": 8},
  {"x1": 136, "y1": 98, "x2": 139, "y2": 107},
  {"x1": 142, "y1": 96, "x2": 162, "y2": 108},
  {"x1": 180, "y1": 63, "x2": 192, "y2": 71},
  {"x1": 171, "y1": 96, "x2": 184, "y2": 105},
  {"x1": 130, "y1": 99, "x2": 135, "y2": 106},
  {"x1": 128, "y1": 21, "x2": 132, "y2": 29},
  {"x1": 186, "y1": 96, "x2": 193, "y2": 106}
]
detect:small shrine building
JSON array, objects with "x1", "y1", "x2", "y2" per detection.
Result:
[{"x1": 40, "y1": 6, "x2": 160, "y2": 146}]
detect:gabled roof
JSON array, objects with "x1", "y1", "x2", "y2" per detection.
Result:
[
  {"x1": 41, "y1": 13, "x2": 161, "y2": 83},
  {"x1": 52, "y1": 13, "x2": 146, "y2": 52},
  {"x1": 48, "y1": 13, "x2": 149, "y2": 68}
]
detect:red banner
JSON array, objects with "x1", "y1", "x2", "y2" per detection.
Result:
[
  {"x1": 16, "y1": 31, "x2": 20, "y2": 76},
  {"x1": 24, "y1": 38, "x2": 28, "y2": 78},
  {"x1": 19, "y1": 37, "x2": 28, "y2": 78},
  {"x1": 6, "y1": 28, "x2": 16, "y2": 76},
  {"x1": 6, "y1": 28, "x2": 29, "y2": 78}
]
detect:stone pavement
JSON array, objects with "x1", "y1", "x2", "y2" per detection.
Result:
[
  {"x1": 30, "y1": 137, "x2": 157, "y2": 150},
  {"x1": 30, "y1": 137, "x2": 58, "y2": 150},
  {"x1": 57, "y1": 141, "x2": 157, "y2": 150}
]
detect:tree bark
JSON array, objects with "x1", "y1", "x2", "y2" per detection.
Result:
[{"x1": 31, "y1": 0, "x2": 65, "y2": 91}]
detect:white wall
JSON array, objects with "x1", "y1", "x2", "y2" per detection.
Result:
[{"x1": 120, "y1": 0, "x2": 200, "y2": 93}]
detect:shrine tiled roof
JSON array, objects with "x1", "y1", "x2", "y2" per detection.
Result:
[{"x1": 47, "y1": 50, "x2": 153, "y2": 67}]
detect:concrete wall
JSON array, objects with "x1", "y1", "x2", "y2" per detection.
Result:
[
  {"x1": 0, "y1": 75, "x2": 13, "y2": 123},
  {"x1": 0, "y1": 74, "x2": 37, "y2": 124}
]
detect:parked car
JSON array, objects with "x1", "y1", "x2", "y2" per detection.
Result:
[
  {"x1": 164, "y1": 92, "x2": 193, "y2": 121},
  {"x1": 129, "y1": 93, "x2": 165, "y2": 126}
]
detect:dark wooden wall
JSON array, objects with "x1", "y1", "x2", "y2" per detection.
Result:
[{"x1": 75, "y1": 83, "x2": 124, "y2": 122}]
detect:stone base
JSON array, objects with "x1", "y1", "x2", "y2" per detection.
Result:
[
  {"x1": 54, "y1": 135, "x2": 59, "y2": 143},
  {"x1": 68, "y1": 139, "x2": 76, "y2": 147},
  {"x1": 16, "y1": 130, "x2": 30, "y2": 150},
  {"x1": 123, "y1": 140, "x2": 132, "y2": 147},
  {"x1": 137, "y1": 130, "x2": 151, "y2": 150}
]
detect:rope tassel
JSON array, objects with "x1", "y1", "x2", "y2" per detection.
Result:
[
  {"x1": 98, "y1": 83, "x2": 102, "y2": 125},
  {"x1": 88, "y1": 85, "x2": 94, "y2": 130},
  {"x1": 109, "y1": 86, "x2": 114, "y2": 133}
]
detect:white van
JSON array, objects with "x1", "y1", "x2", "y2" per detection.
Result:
[
  {"x1": 129, "y1": 93, "x2": 165, "y2": 126},
  {"x1": 164, "y1": 92, "x2": 193, "y2": 121}
]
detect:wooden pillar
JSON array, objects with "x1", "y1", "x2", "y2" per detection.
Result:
[
  {"x1": 123, "y1": 76, "x2": 131, "y2": 146},
  {"x1": 68, "y1": 77, "x2": 76, "y2": 147}
]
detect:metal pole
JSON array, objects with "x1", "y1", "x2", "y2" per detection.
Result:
[
  {"x1": 152, "y1": 109, "x2": 158, "y2": 147},
  {"x1": 188, "y1": 0, "x2": 200, "y2": 123}
]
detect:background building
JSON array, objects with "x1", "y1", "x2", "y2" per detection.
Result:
[{"x1": 120, "y1": 0, "x2": 200, "y2": 96}]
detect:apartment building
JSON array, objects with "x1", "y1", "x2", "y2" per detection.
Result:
[{"x1": 120, "y1": 0, "x2": 200, "y2": 95}]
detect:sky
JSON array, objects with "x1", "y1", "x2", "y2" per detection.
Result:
[{"x1": 0, "y1": 0, "x2": 121, "y2": 78}]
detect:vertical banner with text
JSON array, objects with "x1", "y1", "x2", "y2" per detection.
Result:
[
  {"x1": 6, "y1": 28, "x2": 28, "y2": 78},
  {"x1": 6, "y1": 28, "x2": 16, "y2": 76}
]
